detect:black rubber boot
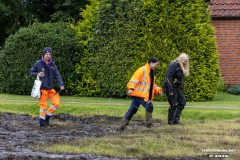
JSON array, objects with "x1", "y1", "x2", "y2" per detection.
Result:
[
  {"x1": 45, "y1": 115, "x2": 51, "y2": 126},
  {"x1": 39, "y1": 118, "x2": 46, "y2": 127},
  {"x1": 168, "y1": 109, "x2": 174, "y2": 125},
  {"x1": 174, "y1": 109, "x2": 184, "y2": 125},
  {"x1": 146, "y1": 111, "x2": 153, "y2": 128},
  {"x1": 119, "y1": 118, "x2": 129, "y2": 131}
]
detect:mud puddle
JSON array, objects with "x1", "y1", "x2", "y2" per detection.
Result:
[{"x1": 0, "y1": 113, "x2": 208, "y2": 160}]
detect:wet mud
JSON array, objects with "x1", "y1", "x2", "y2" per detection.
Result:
[{"x1": 0, "y1": 113, "x2": 208, "y2": 160}]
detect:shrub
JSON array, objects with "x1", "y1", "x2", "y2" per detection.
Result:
[
  {"x1": 217, "y1": 77, "x2": 227, "y2": 92},
  {"x1": 139, "y1": 0, "x2": 220, "y2": 101},
  {"x1": 69, "y1": 0, "x2": 101, "y2": 96},
  {"x1": 227, "y1": 85, "x2": 240, "y2": 95},
  {"x1": 73, "y1": 0, "x2": 219, "y2": 101},
  {"x1": 0, "y1": 22, "x2": 82, "y2": 95}
]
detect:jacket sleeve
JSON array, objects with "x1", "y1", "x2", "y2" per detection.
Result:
[
  {"x1": 166, "y1": 62, "x2": 177, "y2": 93},
  {"x1": 53, "y1": 63, "x2": 64, "y2": 87},
  {"x1": 154, "y1": 84, "x2": 162, "y2": 95},
  {"x1": 127, "y1": 67, "x2": 143, "y2": 90},
  {"x1": 29, "y1": 62, "x2": 39, "y2": 78}
]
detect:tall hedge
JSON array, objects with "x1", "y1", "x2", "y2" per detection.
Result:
[
  {"x1": 141, "y1": 0, "x2": 219, "y2": 101},
  {"x1": 74, "y1": 0, "x2": 219, "y2": 101},
  {"x1": 89, "y1": 0, "x2": 145, "y2": 97},
  {"x1": 0, "y1": 22, "x2": 81, "y2": 95},
  {"x1": 69, "y1": 0, "x2": 101, "y2": 96}
]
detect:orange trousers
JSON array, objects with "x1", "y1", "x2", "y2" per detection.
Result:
[{"x1": 39, "y1": 89, "x2": 60, "y2": 120}]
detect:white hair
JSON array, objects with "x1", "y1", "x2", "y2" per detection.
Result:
[{"x1": 176, "y1": 53, "x2": 190, "y2": 77}]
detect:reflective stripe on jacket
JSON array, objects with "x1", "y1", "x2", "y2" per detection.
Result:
[{"x1": 127, "y1": 63, "x2": 162, "y2": 102}]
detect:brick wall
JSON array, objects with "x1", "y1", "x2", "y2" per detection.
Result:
[{"x1": 212, "y1": 18, "x2": 240, "y2": 87}]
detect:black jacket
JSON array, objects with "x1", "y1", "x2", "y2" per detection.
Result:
[{"x1": 163, "y1": 60, "x2": 184, "y2": 93}]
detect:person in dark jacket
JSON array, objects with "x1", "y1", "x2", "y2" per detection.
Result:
[
  {"x1": 29, "y1": 47, "x2": 64, "y2": 127},
  {"x1": 163, "y1": 53, "x2": 190, "y2": 125}
]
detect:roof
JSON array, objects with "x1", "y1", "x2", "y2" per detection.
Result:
[{"x1": 208, "y1": 0, "x2": 240, "y2": 18}]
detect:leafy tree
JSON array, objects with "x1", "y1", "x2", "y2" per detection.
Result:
[
  {"x1": 0, "y1": 0, "x2": 31, "y2": 46},
  {"x1": 0, "y1": 22, "x2": 82, "y2": 95},
  {"x1": 0, "y1": 0, "x2": 89, "y2": 46},
  {"x1": 24, "y1": 0, "x2": 90, "y2": 23}
]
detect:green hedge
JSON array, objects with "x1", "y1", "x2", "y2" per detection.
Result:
[
  {"x1": 69, "y1": 0, "x2": 101, "y2": 96},
  {"x1": 141, "y1": 0, "x2": 219, "y2": 101},
  {"x1": 73, "y1": 0, "x2": 219, "y2": 101},
  {"x1": 0, "y1": 22, "x2": 82, "y2": 95},
  {"x1": 88, "y1": 0, "x2": 144, "y2": 97}
]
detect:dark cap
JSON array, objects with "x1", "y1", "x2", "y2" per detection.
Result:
[
  {"x1": 148, "y1": 57, "x2": 159, "y2": 63},
  {"x1": 42, "y1": 47, "x2": 52, "y2": 56}
]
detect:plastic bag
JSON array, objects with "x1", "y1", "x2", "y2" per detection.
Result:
[{"x1": 31, "y1": 76, "x2": 42, "y2": 98}]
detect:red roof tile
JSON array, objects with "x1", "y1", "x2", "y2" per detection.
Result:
[{"x1": 208, "y1": 0, "x2": 240, "y2": 17}]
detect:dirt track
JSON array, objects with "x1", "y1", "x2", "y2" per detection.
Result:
[{"x1": 0, "y1": 113, "x2": 210, "y2": 160}]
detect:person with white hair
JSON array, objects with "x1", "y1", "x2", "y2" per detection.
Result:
[{"x1": 163, "y1": 53, "x2": 190, "y2": 125}]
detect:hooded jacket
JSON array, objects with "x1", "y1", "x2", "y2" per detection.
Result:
[
  {"x1": 29, "y1": 60, "x2": 64, "y2": 90},
  {"x1": 163, "y1": 60, "x2": 184, "y2": 94},
  {"x1": 127, "y1": 63, "x2": 162, "y2": 102}
]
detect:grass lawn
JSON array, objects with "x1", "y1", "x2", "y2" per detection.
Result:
[{"x1": 0, "y1": 91, "x2": 239, "y2": 159}]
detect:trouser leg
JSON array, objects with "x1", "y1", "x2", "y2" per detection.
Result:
[
  {"x1": 166, "y1": 90, "x2": 178, "y2": 125},
  {"x1": 120, "y1": 98, "x2": 139, "y2": 130},
  {"x1": 174, "y1": 88, "x2": 186, "y2": 124},
  {"x1": 39, "y1": 89, "x2": 48, "y2": 127},
  {"x1": 45, "y1": 89, "x2": 60, "y2": 126}
]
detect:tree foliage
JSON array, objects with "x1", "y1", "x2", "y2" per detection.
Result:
[
  {"x1": 0, "y1": 22, "x2": 81, "y2": 95},
  {"x1": 68, "y1": 0, "x2": 100, "y2": 96},
  {"x1": 0, "y1": 0, "x2": 89, "y2": 46},
  {"x1": 0, "y1": 0, "x2": 30, "y2": 46}
]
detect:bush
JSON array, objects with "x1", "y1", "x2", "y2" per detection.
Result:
[
  {"x1": 0, "y1": 22, "x2": 82, "y2": 95},
  {"x1": 140, "y1": 0, "x2": 220, "y2": 101},
  {"x1": 73, "y1": 0, "x2": 219, "y2": 101},
  {"x1": 227, "y1": 85, "x2": 240, "y2": 95},
  {"x1": 218, "y1": 77, "x2": 227, "y2": 92},
  {"x1": 73, "y1": 0, "x2": 144, "y2": 97}
]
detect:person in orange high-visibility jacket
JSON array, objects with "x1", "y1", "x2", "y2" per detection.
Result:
[{"x1": 119, "y1": 57, "x2": 163, "y2": 130}]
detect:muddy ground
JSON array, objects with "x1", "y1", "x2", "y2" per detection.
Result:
[{"x1": 0, "y1": 113, "x2": 210, "y2": 160}]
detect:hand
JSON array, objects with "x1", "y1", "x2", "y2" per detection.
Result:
[
  {"x1": 169, "y1": 92, "x2": 173, "y2": 96},
  {"x1": 127, "y1": 89, "x2": 133, "y2": 96},
  {"x1": 38, "y1": 72, "x2": 45, "y2": 78},
  {"x1": 60, "y1": 86, "x2": 65, "y2": 90},
  {"x1": 159, "y1": 91, "x2": 163, "y2": 96}
]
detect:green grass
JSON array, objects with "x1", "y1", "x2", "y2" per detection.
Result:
[
  {"x1": 1, "y1": 91, "x2": 240, "y2": 159},
  {"x1": 32, "y1": 120, "x2": 240, "y2": 159},
  {"x1": 0, "y1": 91, "x2": 239, "y2": 120}
]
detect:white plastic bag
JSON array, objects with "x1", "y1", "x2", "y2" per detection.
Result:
[{"x1": 31, "y1": 75, "x2": 42, "y2": 98}]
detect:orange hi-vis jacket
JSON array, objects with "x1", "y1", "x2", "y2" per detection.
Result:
[{"x1": 127, "y1": 63, "x2": 162, "y2": 102}]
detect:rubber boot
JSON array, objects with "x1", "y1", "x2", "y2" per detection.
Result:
[
  {"x1": 45, "y1": 115, "x2": 51, "y2": 126},
  {"x1": 168, "y1": 109, "x2": 174, "y2": 125},
  {"x1": 39, "y1": 118, "x2": 46, "y2": 127},
  {"x1": 174, "y1": 112, "x2": 184, "y2": 125},
  {"x1": 145, "y1": 111, "x2": 153, "y2": 128},
  {"x1": 119, "y1": 118, "x2": 129, "y2": 131}
]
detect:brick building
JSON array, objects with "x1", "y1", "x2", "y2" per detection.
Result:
[{"x1": 208, "y1": 0, "x2": 240, "y2": 87}]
